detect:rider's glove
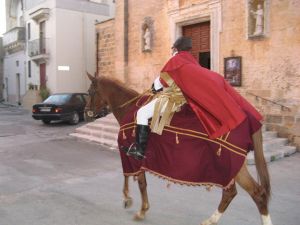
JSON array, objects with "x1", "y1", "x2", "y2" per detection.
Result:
[
  {"x1": 151, "y1": 83, "x2": 162, "y2": 94},
  {"x1": 151, "y1": 77, "x2": 163, "y2": 94}
]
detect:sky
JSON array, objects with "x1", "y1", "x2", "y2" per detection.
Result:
[{"x1": 0, "y1": 0, "x2": 6, "y2": 36}]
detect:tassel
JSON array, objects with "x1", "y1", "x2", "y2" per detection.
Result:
[
  {"x1": 216, "y1": 146, "x2": 222, "y2": 156},
  {"x1": 123, "y1": 130, "x2": 127, "y2": 140},
  {"x1": 167, "y1": 182, "x2": 171, "y2": 189},
  {"x1": 176, "y1": 133, "x2": 179, "y2": 144},
  {"x1": 132, "y1": 127, "x2": 135, "y2": 137},
  {"x1": 206, "y1": 185, "x2": 213, "y2": 191}
]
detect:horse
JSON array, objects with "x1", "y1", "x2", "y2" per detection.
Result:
[{"x1": 84, "y1": 73, "x2": 273, "y2": 225}]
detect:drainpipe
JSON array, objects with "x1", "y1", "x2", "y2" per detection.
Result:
[
  {"x1": 124, "y1": 0, "x2": 129, "y2": 82},
  {"x1": 96, "y1": 32, "x2": 99, "y2": 75}
]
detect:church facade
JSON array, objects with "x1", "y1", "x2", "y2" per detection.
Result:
[{"x1": 96, "y1": 0, "x2": 300, "y2": 149}]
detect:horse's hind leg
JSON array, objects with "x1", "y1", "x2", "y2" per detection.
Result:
[
  {"x1": 123, "y1": 175, "x2": 133, "y2": 208},
  {"x1": 201, "y1": 184, "x2": 237, "y2": 225},
  {"x1": 236, "y1": 163, "x2": 273, "y2": 225},
  {"x1": 134, "y1": 171, "x2": 150, "y2": 220}
]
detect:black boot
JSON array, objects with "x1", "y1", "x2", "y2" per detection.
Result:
[{"x1": 124, "y1": 125, "x2": 150, "y2": 160}]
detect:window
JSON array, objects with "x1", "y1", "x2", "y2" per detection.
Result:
[
  {"x1": 16, "y1": 60, "x2": 19, "y2": 67},
  {"x1": 27, "y1": 23, "x2": 31, "y2": 40},
  {"x1": 72, "y1": 95, "x2": 84, "y2": 104},
  {"x1": 28, "y1": 61, "x2": 31, "y2": 78}
]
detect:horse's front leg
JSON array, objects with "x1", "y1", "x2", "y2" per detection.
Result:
[
  {"x1": 123, "y1": 175, "x2": 133, "y2": 208},
  {"x1": 201, "y1": 184, "x2": 237, "y2": 225},
  {"x1": 134, "y1": 172, "x2": 150, "y2": 220}
]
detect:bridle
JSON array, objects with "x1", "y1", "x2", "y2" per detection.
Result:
[
  {"x1": 85, "y1": 82, "x2": 109, "y2": 119},
  {"x1": 85, "y1": 81, "x2": 152, "y2": 119}
]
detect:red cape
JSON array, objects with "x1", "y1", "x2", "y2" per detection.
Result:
[{"x1": 161, "y1": 51, "x2": 262, "y2": 139}]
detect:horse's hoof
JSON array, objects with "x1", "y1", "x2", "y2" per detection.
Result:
[
  {"x1": 123, "y1": 197, "x2": 133, "y2": 209},
  {"x1": 134, "y1": 212, "x2": 145, "y2": 221}
]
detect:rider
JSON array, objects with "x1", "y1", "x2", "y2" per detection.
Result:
[{"x1": 124, "y1": 36, "x2": 263, "y2": 160}]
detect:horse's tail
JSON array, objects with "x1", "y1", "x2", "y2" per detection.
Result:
[{"x1": 252, "y1": 128, "x2": 271, "y2": 203}]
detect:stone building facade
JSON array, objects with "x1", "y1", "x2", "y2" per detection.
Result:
[
  {"x1": 96, "y1": 0, "x2": 300, "y2": 149},
  {"x1": 96, "y1": 19, "x2": 115, "y2": 77},
  {"x1": 0, "y1": 38, "x2": 3, "y2": 101}
]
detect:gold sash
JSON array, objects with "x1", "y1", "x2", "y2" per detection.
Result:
[{"x1": 150, "y1": 72, "x2": 186, "y2": 135}]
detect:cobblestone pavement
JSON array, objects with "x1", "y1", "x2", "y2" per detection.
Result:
[{"x1": 0, "y1": 105, "x2": 299, "y2": 225}]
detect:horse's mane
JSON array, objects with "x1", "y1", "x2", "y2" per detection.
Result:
[{"x1": 97, "y1": 76, "x2": 139, "y2": 97}]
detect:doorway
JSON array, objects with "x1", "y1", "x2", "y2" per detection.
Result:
[
  {"x1": 39, "y1": 21, "x2": 46, "y2": 54},
  {"x1": 40, "y1": 63, "x2": 46, "y2": 88},
  {"x1": 16, "y1": 73, "x2": 21, "y2": 105},
  {"x1": 182, "y1": 21, "x2": 211, "y2": 69}
]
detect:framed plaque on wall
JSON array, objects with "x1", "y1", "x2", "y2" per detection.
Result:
[{"x1": 224, "y1": 56, "x2": 242, "y2": 87}]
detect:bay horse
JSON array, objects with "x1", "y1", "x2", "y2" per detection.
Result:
[{"x1": 84, "y1": 73, "x2": 273, "y2": 225}]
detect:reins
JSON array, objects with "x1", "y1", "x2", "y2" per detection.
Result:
[{"x1": 118, "y1": 89, "x2": 152, "y2": 108}]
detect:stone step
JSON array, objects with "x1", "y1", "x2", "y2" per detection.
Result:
[
  {"x1": 71, "y1": 116, "x2": 297, "y2": 164},
  {"x1": 70, "y1": 113, "x2": 119, "y2": 150},
  {"x1": 69, "y1": 133, "x2": 118, "y2": 150},
  {"x1": 263, "y1": 131, "x2": 277, "y2": 139},
  {"x1": 93, "y1": 114, "x2": 119, "y2": 126},
  {"x1": 86, "y1": 123, "x2": 119, "y2": 134},
  {"x1": 263, "y1": 138, "x2": 288, "y2": 151},
  {"x1": 247, "y1": 145, "x2": 297, "y2": 165},
  {"x1": 75, "y1": 125, "x2": 118, "y2": 141}
]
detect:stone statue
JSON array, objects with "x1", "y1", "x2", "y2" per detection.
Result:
[
  {"x1": 143, "y1": 28, "x2": 151, "y2": 50},
  {"x1": 251, "y1": 4, "x2": 264, "y2": 35}
]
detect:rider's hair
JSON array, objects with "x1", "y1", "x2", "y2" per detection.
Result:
[{"x1": 172, "y1": 36, "x2": 192, "y2": 51}]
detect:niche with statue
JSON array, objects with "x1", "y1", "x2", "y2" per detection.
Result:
[
  {"x1": 247, "y1": 0, "x2": 269, "y2": 38},
  {"x1": 141, "y1": 17, "x2": 154, "y2": 52}
]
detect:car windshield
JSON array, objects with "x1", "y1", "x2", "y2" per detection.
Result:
[{"x1": 43, "y1": 94, "x2": 71, "y2": 104}]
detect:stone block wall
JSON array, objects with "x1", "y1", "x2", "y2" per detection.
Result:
[
  {"x1": 126, "y1": 0, "x2": 171, "y2": 92},
  {"x1": 220, "y1": 0, "x2": 300, "y2": 149},
  {"x1": 96, "y1": 19, "x2": 115, "y2": 77},
  {"x1": 99, "y1": 0, "x2": 300, "y2": 149},
  {"x1": 220, "y1": 0, "x2": 300, "y2": 106},
  {"x1": 0, "y1": 38, "x2": 3, "y2": 101}
]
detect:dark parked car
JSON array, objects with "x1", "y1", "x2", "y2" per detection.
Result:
[{"x1": 32, "y1": 93, "x2": 88, "y2": 125}]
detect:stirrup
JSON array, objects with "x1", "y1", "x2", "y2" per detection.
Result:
[{"x1": 126, "y1": 144, "x2": 145, "y2": 160}]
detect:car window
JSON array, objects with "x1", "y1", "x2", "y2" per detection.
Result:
[
  {"x1": 70, "y1": 95, "x2": 84, "y2": 104},
  {"x1": 43, "y1": 94, "x2": 71, "y2": 104},
  {"x1": 82, "y1": 94, "x2": 88, "y2": 102}
]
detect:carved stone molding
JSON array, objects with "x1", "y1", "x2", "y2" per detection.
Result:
[{"x1": 167, "y1": 0, "x2": 222, "y2": 72}]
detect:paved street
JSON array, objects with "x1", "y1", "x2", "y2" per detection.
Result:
[{"x1": 0, "y1": 104, "x2": 299, "y2": 225}]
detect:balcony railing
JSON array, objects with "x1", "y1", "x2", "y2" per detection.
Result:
[
  {"x1": 28, "y1": 38, "x2": 49, "y2": 63},
  {"x1": 28, "y1": 38, "x2": 48, "y2": 56},
  {"x1": 3, "y1": 27, "x2": 25, "y2": 53}
]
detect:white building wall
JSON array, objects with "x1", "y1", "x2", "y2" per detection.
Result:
[
  {"x1": 23, "y1": 0, "x2": 56, "y2": 92},
  {"x1": 55, "y1": 8, "x2": 108, "y2": 93},
  {"x1": 4, "y1": 0, "x2": 114, "y2": 104},
  {"x1": 3, "y1": 51, "x2": 26, "y2": 103},
  {"x1": 3, "y1": 0, "x2": 26, "y2": 104}
]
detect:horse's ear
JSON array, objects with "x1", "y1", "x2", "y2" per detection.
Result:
[{"x1": 87, "y1": 72, "x2": 96, "y2": 82}]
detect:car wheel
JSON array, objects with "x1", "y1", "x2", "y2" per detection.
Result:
[
  {"x1": 42, "y1": 119, "x2": 51, "y2": 124},
  {"x1": 69, "y1": 112, "x2": 80, "y2": 125}
]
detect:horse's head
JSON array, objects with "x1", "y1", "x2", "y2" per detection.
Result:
[{"x1": 85, "y1": 72, "x2": 110, "y2": 121}]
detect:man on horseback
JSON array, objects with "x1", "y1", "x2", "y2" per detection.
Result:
[{"x1": 124, "y1": 36, "x2": 263, "y2": 160}]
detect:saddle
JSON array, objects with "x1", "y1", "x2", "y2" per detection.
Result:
[{"x1": 118, "y1": 95, "x2": 261, "y2": 189}]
